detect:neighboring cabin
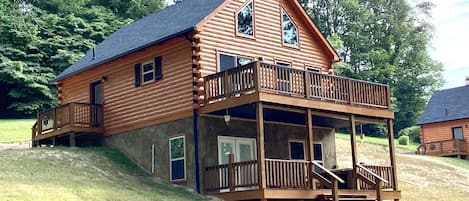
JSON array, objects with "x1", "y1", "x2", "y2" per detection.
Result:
[
  {"x1": 417, "y1": 84, "x2": 469, "y2": 158},
  {"x1": 32, "y1": 0, "x2": 401, "y2": 200}
]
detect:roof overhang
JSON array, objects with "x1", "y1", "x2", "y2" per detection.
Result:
[{"x1": 52, "y1": 27, "x2": 196, "y2": 84}]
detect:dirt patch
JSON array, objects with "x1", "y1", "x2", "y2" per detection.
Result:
[{"x1": 0, "y1": 141, "x2": 31, "y2": 151}]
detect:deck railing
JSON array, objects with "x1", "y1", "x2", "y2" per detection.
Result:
[
  {"x1": 204, "y1": 156, "x2": 258, "y2": 192},
  {"x1": 205, "y1": 158, "x2": 346, "y2": 196},
  {"x1": 204, "y1": 62, "x2": 391, "y2": 109},
  {"x1": 360, "y1": 164, "x2": 394, "y2": 189},
  {"x1": 418, "y1": 139, "x2": 467, "y2": 155},
  {"x1": 32, "y1": 102, "x2": 103, "y2": 139},
  {"x1": 356, "y1": 163, "x2": 389, "y2": 201}
]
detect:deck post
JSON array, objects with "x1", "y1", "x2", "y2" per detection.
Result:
[
  {"x1": 228, "y1": 154, "x2": 235, "y2": 192},
  {"x1": 387, "y1": 119, "x2": 399, "y2": 191},
  {"x1": 254, "y1": 61, "x2": 261, "y2": 91},
  {"x1": 376, "y1": 180, "x2": 383, "y2": 201},
  {"x1": 349, "y1": 114, "x2": 358, "y2": 190},
  {"x1": 69, "y1": 103, "x2": 75, "y2": 126},
  {"x1": 69, "y1": 133, "x2": 76, "y2": 147},
  {"x1": 306, "y1": 108, "x2": 315, "y2": 189},
  {"x1": 332, "y1": 179, "x2": 339, "y2": 201},
  {"x1": 256, "y1": 102, "x2": 266, "y2": 190}
]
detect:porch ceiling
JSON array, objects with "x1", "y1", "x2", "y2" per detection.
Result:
[{"x1": 209, "y1": 103, "x2": 351, "y2": 129}]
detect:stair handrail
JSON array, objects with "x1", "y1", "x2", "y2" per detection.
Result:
[
  {"x1": 312, "y1": 161, "x2": 345, "y2": 184},
  {"x1": 356, "y1": 163, "x2": 388, "y2": 184},
  {"x1": 356, "y1": 163, "x2": 388, "y2": 201}
]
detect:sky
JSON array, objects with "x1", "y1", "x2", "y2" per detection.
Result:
[
  {"x1": 429, "y1": 0, "x2": 469, "y2": 89},
  {"x1": 164, "y1": 0, "x2": 469, "y2": 89}
]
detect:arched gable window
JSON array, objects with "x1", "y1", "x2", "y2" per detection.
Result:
[
  {"x1": 237, "y1": 1, "x2": 254, "y2": 36},
  {"x1": 281, "y1": 9, "x2": 298, "y2": 47}
]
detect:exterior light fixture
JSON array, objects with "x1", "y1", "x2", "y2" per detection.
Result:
[{"x1": 224, "y1": 109, "x2": 231, "y2": 125}]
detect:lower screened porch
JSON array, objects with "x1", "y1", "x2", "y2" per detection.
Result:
[{"x1": 198, "y1": 103, "x2": 400, "y2": 201}]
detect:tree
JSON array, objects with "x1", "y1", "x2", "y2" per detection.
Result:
[
  {"x1": 0, "y1": 0, "x2": 145, "y2": 117},
  {"x1": 301, "y1": 0, "x2": 443, "y2": 135}
]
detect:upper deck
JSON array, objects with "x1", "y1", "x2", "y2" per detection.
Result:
[{"x1": 201, "y1": 61, "x2": 393, "y2": 119}]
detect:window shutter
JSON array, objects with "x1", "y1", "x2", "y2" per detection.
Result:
[
  {"x1": 134, "y1": 63, "x2": 141, "y2": 87},
  {"x1": 155, "y1": 56, "x2": 163, "y2": 80}
]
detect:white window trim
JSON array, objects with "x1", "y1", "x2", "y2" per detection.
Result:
[
  {"x1": 141, "y1": 60, "x2": 155, "y2": 85},
  {"x1": 313, "y1": 142, "x2": 325, "y2": 165},
  {"x1": 217, "y1": 136, "x2": 257, "y2": 164},
  {"x1": 281, "y1": 8, "x2": 299, "y2": 48},
  {"x1": 169, "y1": 135, "x2": 186, "y2": 182},
  {"x1": 288, "y1": 139, "x2": 306, "y2": 160},
  {"x1": 235, "y1": 0, "x2": 255, "y2": 38}
]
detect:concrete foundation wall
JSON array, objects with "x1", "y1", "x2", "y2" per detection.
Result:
[{"x1": 103, "y1": 117, "x2": 197, "y2": 189}]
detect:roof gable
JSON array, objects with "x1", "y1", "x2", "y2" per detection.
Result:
[
  {"x1": 195, "y1": 0, "x2": 340, "y2": 62},
  {"x1": 417, "y1": 85, "x2": 469, "y2": 125},
  {"x1": 55, "y1": 0, "x2": 225, "y2": 82}
]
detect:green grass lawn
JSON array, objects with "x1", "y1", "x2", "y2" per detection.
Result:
[
  {"x1": 0, "y1": 119, "x2": 36, "y2": 143},
  {"x1": 335, "y1": 133, "x2": 420, "y2": 151},
  {"x1": 0, "y1": 147, "x2": 215, "y2": 201}
]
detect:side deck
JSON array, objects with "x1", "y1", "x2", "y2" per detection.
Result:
[
  {"x1": 32, "y1": 103, "x2": 104, "y2": 146},
  {"x1": 417, "y1": 139, "x2": 467, "y2": 157}
]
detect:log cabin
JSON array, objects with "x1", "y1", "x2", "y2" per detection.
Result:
[
  {"x1": 32, "y1": 0, "x2": 401, "y2": 200},
  {"x1": 417, "y1": 84, "x2": 469, "y2": 158}
]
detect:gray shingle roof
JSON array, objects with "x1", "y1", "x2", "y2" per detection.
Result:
[
  {"x1": 417, "y1": 85, "x2": 469, "y2": 125},
  {"x1": 54, "y1": 0, "x2": 225, "y2": 81}
]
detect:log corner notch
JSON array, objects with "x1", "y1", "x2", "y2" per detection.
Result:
[{"x1": 189, "y1": 31, "x2": 203, "y2": 112}]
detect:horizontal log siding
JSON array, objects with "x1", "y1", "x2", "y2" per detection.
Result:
[
  {"x1": 196, "y1": 0, "x2": 333, "y2": 77},
  {"x1": 420, "y1": 119, "x2": 469, "y2": 155},
  {"x1": 60, "y1": 37, "x2": 193, "y2": 135}
]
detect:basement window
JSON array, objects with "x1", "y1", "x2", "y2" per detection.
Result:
[
  {"x1": 169, "y1": 136, "x2": 186, "y2": 182},
  {"x1": 282, "y1": 9, "x2": 298, "y2": 47},
  {"x1": 236, "y1": 1, "x2": 254, "y2": 37}
]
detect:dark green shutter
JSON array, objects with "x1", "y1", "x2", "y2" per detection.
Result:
[
  {"x1": 155, "y1": 56, "x2": 162, "y2": 80},
  {"x1": 134, "y1": 63, "x2": 141, "y2": 87}
]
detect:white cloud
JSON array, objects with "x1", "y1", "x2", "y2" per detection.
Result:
[{"x1": 429, "y1": 0, "x2": 469, "y2": 88}]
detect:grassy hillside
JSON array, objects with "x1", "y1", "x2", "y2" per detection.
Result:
[
  {"x1": 335, "y1": 137, "x2": 469, "y2": 201},
  {"x1": 0, "y1": 119, "x2": 35, "y2": 143},
  {"x1": 335, "y1": 133, "x2": 420, "y2": 151},
  {"x1": 0, "y1": 147, "x2": 215, "y2": 201}
]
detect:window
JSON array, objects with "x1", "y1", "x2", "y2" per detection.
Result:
[
  {"x1": 219, "y1": 53, "x2": 253, "y2": 71},
  {"x1": 142, "y1": 61, "x2": 154, "y2": 84},
  {"x1": 281, "y1": 9, "x2": 298, "y2": 47},
  {"x1": 307, "y1": 66, "x2": 321, "y2": 73},
  {"x1": 169, "y1": 136, "x2": 185, "y2": 181},
  {"x1": 313, "y1": 143, "x2": 323, "y2": 162},
  {"x1": 453, "y1": 127, "x2": 464, "y2": 140},
  {"x1": 289, "y1": 140, "x2": 305, "y2": 160},
  {"x1": 236, "y1": 1, "x2": 254, "y2": 36}
]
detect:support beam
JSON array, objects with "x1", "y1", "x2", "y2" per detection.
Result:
[
  {"x1": 69, "y1": 133, "x2": 76, "y2": 147},
  {"x1": 387, "y1": 119, "x2": 399, "y2": 191},
  {"x1": 350, "y1": 114, "x2": 358, "y2": 190},
  {"x1": 306, "y1": 108, "x2": 314, "y2": 189},
  {"x1": 256, "y1": 102, "x2": 266, "y2": 190}
]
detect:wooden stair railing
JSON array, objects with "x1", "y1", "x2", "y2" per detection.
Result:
[
  {"x1": 356, "y1": 163, "x2": 388, "y2": 201},
  {"x1": 311, "y1": 161, "x2": 345, "y2": 201}
]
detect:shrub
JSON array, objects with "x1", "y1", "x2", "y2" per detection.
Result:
[
  {"x1": 398, "y1": 135, "x2": 410, "y2": 145},
  {"x1": 398, "y1": 126, "x2": 420, "y2": 143}
]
